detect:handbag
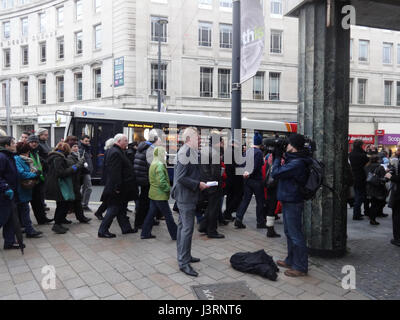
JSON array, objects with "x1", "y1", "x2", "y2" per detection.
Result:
[
  {"x1": 58, "y1": 177, "x2": 75, "y2": 201},
  {"x1": 366, "y1": 167, "x2": 383, "y2": 187},
  {"x1": 21, "y1": 178, "x2": 38, "y2": 189}
]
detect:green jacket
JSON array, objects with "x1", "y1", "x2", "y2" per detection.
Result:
[{"x1": 148, "y1": 147, "x2": 170, "y2": 201}]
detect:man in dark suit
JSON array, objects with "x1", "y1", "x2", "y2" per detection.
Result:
[
  {"x1": 172, "y1": 127, "x2": 208, "y2": 277},
  {"x1": 98, "y1": 134, "x2": 138, "y2": 238}
]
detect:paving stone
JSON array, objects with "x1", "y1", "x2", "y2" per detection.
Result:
[
  {"x1": 63, "y1": 277, "x2": 86, "y2": 290},
  {"x1": 317, "y1": 281, "x2": 350, "y2": 297},
  {"x1": 148, "y1": 273, "x2": 176, "y2": 288},
  {"x1": 0, "y1": 272, "x2": 12, "y2": 282},
  {"x1": 164, "y1": 284, "x2": 190, "y2": 299},
  {"x1": 9, "y1": 265, "x2": 30, "y2": 276},
  {"x1": 127, "y1": 293, "x2": 150, "y2": 300},
  {"x1": 113, "y1": 281, "x2": 140, "y2": 298},
  {"x1": 55, "y1": 265, "x2": 77, "y2": 281},
  {"x1": 45, "y1": 288, "x2": 71, "y2": 300},
  {"x1": 102, "y1": 294, "x2": 124, "y2": 300},
  {"x1": 90, "y1": 282, "x2": 118, "y2": 298},
  {"x1": 298, "y1": 292, "x2": 324, "y2": 300},
  {"x1": 21, "y1": 291, "x2": 47, "y2": 300},
  {"x1": 123, "y1": 270, "x2": 143, "y2": 281},
  {"x1": 69, "y1": 259, "x2": 93, "y2": 273},
  {"x1": 168, "y1": 273, "x2": 193, "y2": 285},
  {"x1": 319, "y1": 292, "x2": 347, "y2": 300},
  {"x1": 12, "y1": 271, "x2": 36, "y2": 284},
  {"x1": 79, "y1": 270, "x2": 106, "y2": 286},
  {"x1": 70, "y1": 286, "x2": 95, "y2": 300},
  {"x1": 15, "y1": 280, "x2": 41, "y2": 296},
  {"x1": 143, "y1": 286, "x2": 167, "y2": 299},
  {"x1": 0, "y1": 293, "x2": 20, "y2": 300},
  {"x1": 132, "y1": 277, "x2": 156, "y2": 290}
]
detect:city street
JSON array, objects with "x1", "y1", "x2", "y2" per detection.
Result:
[{"x1": 2, "y1": 185, "x2": 394, "y2": 300}]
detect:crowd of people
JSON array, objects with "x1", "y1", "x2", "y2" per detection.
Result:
[{"x1": 1, "y1": 128, "x2": 399, "y2": 279}]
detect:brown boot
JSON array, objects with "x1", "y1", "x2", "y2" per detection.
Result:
[
  {"x1": 284, "y1": 269, "x2": 307, "y2": 277},
  {"x1": 276, "y1": 260, "x2": 291, "y2": 268}
]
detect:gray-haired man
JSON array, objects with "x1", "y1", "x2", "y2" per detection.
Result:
[{"x1": 172, "y1": 127, "x2": 209, "y2": 277}]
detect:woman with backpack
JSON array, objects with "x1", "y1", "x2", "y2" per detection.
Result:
[{"x1": 365, "y1": 154, "x2": 387, "y2": 226}]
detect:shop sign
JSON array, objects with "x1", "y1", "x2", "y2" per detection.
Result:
[
  {"x1": 348, "y1": 135, "x2": 375, "y2": 144},
  {"x1": 375, "y1": 130, "x2": 385, "y2": 136},
  {"x1": 378, "y1": 134, "x2": 400, "y2": 145}
]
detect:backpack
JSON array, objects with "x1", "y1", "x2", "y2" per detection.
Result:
[
  {"x1": 299, "y1": 158, "x2": 325, "y2": 200},
  {"x1": 264, "y1": 163, "x2": 278, "y2": 188}
]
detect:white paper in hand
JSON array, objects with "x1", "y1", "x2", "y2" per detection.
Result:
[{"x1": 206, "y1": 181, "x2": 218, "y2": 187}]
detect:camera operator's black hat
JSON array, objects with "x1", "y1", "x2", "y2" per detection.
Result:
[{"x1": 288, "y1": 134, "x2": 306, "y2": 150}]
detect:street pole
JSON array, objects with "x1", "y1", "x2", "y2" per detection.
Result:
[
  {"x1": 157, "y1": 21, "x2": 162, "y2": 112},
  {"x1": 231, "y1": 0, "x2": 241, "y2": 136},
  {"x1": 5, "y1": 79, "x2": 11, "y2": 136}
]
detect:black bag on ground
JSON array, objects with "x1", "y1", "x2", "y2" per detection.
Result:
[{"x1": 230, "y1": 250, "x2": 279, "y2": 281}]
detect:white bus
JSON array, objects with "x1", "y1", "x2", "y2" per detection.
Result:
[{"x1": 58, "y1": 106, "x2": 297, "y2": 181}]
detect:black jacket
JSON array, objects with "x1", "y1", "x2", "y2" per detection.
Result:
[
  {"x1": 365, "y1": 163, "x2": 387, "y2": 200},
  {"x1": 101, "y1": 145, "x2": 138, "y2": 204},
  {"x1": 38, "y1": 138, "x2": 51, "y2": 160},
  {"x1": 45, "y1": 151, "x2": 77, "y2": 202},
  {"x1": 349, "y1": 148, "x2": 369, "y2": 188},
  {"x1": 134, "y1": 141, "x2": 153, "y2": 186},
  {"x1": 67, "y1": 153, "x2": 84, "y2": 200},
  {"x1": 0, "y1": 147, "x2": 18, "y2": 205},
  {"x1": 200, "y1": 145, "x2": 222, "y2": 195},
  {"x1": 78, "y1": 141, "x2": 93, "y2": 175}
]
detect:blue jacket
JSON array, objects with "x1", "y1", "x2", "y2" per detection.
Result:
[
  {"x1": 271, "y1": 151, "x2": 312, "y2": 203},
  {"x1": 0, "y1": 148, "x2": 18, "y2": 206},
  {"x1": 14, "y1": 155, "x2": 38, "y2": 203}
]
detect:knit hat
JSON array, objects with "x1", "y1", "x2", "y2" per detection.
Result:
[
  {"x1": 36, "y1": 128, "x2": 48, "y2": 136},
  {"x1": 68, "y1": 141, "x2": 78, "y2": 148},
  {"x1": 253, "y1": 132, "x2": 262, "y2": 146},
  {"x1": 288, "y1": 134, "x2": 306, "y2": 150},
  {"x1": 27, "y1": 135, "x2": 39, "y2": 143}
]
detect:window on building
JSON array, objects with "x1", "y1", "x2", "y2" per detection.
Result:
[
  {"x1": 358, "y1": 79, "x2": 367, "y2": 104},
  {"x1": 3, "y1": 49, "x2": 10, "y2": 68},
  {"x1": 94, "y1": 0, "x2": 101, "y2": 13},
  {"x1": 94, "y1": 24, "x2": 101, "y2": 49},
  {"x1": 75, "y1": 73, "x2": 83, "y2": 101},
  {"x1": 383, "y1": 42, "x2": 393, "y2": 64},
  {"x1": 269, "y1": 72, "x2": 281, "y2": 100},
  {"x1": 359, "y1": 40, "x2": 369, "y2": 62},
  {"x1": 21, "y1": 45, "x2": 28, "y2": 66},
  {"x1": 253, "y1": 72, "x2": 265, "y2": 100},
  {"x1": 57, "y1": 7, "x2": 64, "y2": 27},
  {"x1": 151, "y1": 16, "x2": 168, "y2": 42},
  {"x1": 57, "y1": 37, "x2": 64, "y2": 59},
  {"x1": 384, "y1": 81, "x2": 393, "y2": 106},
  {"x1": 200, "y1": 67, "x2": 213, "y2": 97},
  {"x1": 39, "y1": 79, "x2": 46, "y2": 104},
  {"x1": 94, "y1": 68, "x2": 101, "y2": 98},
  {"x1": 270, "y1": 30, "x2": 282, "y2": 54},
  {"x1": 151, "y1": 63, "x2": 167, "y2": 96},
  {"x1": 218, "y1": 69, "x2": 231, "y2": 99},
  {"x1": 75, "y1": 31, "x2": 83, "y2": 55},
  {"x1": 39, "y1": 42, "x2": 46, "y2": 63},
  {"x1": 21, "y1": 81, "x2": 28, "y2": 106},
  {"x1": 350, "y1": 39, "x2": 353, "y2": 61},
  {"x1": 76, "y1": 0, "x2": 82, "y2": 21},
  {"x1": 21, "y1": 17, "x2": 28, "y2": 36},
  {"x1": 349, "y1": 78, "x2": 353, "y2": 104},
  {"x1": 219, "y1": 24, "x2": 232, "y2": 49},
  {"x1": 398, "y1": 44, "x2": 400, "y2": 65},
  {"x1": 220, "y1": 0, "x2": 232, "y2": 9},
  {"x1": 57, "y1": 76, "x2": 64, "y2": 103},
  {"x1": 198, "y1": 22, "x2": 212, "y2": 47},
  {"x1": 3, "y1": 21, "x2": 10, "y2": 39},
  {"x1": 271, "y1": 0, "x2": 282, "y2": 15},
  {"x1": 397, "y1": 82, "x2": 400, "y2": 106},
  {"x1": 39, "y1": 12, "x2": 46, "y2": 33}
]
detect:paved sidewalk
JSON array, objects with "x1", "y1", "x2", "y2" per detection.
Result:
[{"x1": 0, "y1": 201, "x2": 369, "y2": 300}]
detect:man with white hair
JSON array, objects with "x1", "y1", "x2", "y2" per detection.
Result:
[
  {"x1": 36, "y1": 128, "x2": 51, "y2": 160},
  {"x1": 98, "y1": 134, "x2": 138, "y2": 238},
  {"x1": 172, "y1": 127, "x2": 209, "y2": 277}
]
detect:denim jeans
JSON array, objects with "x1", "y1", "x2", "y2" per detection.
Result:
[
  {"x1": 353, "y1": 186, "x2": 366, "y2": 218},
  {"x1": 282, "y1": 202, "x2": 308, "y2": 273},
  {"x1": 141, "y1": 200, "x2": 177, "y2": 239},
  {"x1": 99, "y1": 203, "x2": 132, "y2": 234},
  {"x1": 17, "y1": 202, "x2": 35, "y2": 235},
  {"x1": 81, "y1": 174, "x2": 92, "y2": 207}
]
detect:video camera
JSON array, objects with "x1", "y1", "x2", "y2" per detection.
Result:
[{"x1": 263, "y1": 135, "x2": 316, "y2": 154}]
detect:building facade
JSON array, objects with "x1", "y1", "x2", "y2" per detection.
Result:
[{"x1": 0, "y1": 0, "x2": 400, "y2": 148}]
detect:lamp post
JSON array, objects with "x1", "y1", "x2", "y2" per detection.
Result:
[
  {"x1": 157, "y1": 18, "x2": 168, "y2": 112},
  {"x1": 5, "y1": 79, "x2": 11, "y2": 135}
]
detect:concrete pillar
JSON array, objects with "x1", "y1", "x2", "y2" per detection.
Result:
[{"x1": 297, "y1": 0, "x2": 350, "y2": 257}]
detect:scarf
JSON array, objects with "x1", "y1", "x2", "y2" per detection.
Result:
[{"x1": 20, "y1": 155, "x2": 38, "y2": 173}]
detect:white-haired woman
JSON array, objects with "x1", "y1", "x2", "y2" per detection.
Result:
[{"x1": 94, "y1": 138, "x2": 115, "y2": 220}]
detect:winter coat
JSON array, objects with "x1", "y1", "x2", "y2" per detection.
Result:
[
  {"x1": 38, "y1": 138, "x2": 51, "y2": 160},
  {"x1": 14, "y1": 155, "x2": 38, "y2": 203},
  {"x1": 149, "y1": 147, "x2": 170, "y2": 201},
  {"x1": 230, "y1": 250, "x2": 279, "y2": 281},
  {"x1": 134, "y1": 141, "x2": 153, "y2": 186},
  {"x1": 200, "y1": 145, "x2": 223, "y2": 195},
  {"x1": 0, "y1": 147, "x2": 18, "y2": 206},
  {"x1": 67, "y1": 152, "x2": 84, "y2": 200},
  {"x1": 101, "y1": 144, "x2": 138, "y2": 204},
  {"x1": 78, "y1": 141, "x2": 93, "y2": 175},
  {"x1": 349, "y1": 148, "x2": 369, "y2": 188},
  {"x1": 365, "y1": 163, "x2": 387, "y2": 200},
  {"x1": 271, "y1": 150, "x2": 313, "y2": 203},
  {"x1": 45, "y1": 151, "x2": 77, "y2": 202},
  {"x1": 243, "y1": 147, "x2": 264, "y2": 180},
  {"x1": 387, "y1": 156, "x2": 400, "y2": 205}
]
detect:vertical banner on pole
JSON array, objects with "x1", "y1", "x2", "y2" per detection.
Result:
[{"x1": 240, "y1": 0, "x2": 265, "y2": 84}]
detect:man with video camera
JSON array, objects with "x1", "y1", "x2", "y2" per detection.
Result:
[{"x1": 271, "y1": 133, "x2": 313, "y2": 277}]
